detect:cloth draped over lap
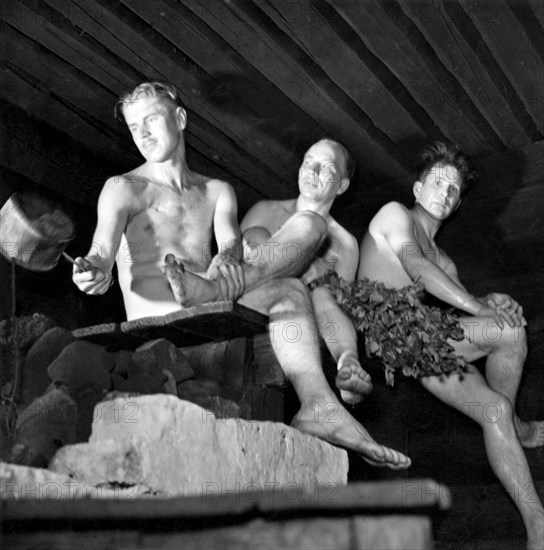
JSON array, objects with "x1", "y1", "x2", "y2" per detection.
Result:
[{"x1": 309, "y1": 271, "x2": 468, "y2": 385}]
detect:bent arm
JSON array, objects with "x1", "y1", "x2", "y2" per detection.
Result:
[
  {"x1": 73, "y1": 177, "x2": 130, "y2": 294},
  {"x1": 211, "y1": 182, "x2": 242, "y2": 263},
  {"x1": 375, "y1": 203, "x2": 483, "y2": 315}
]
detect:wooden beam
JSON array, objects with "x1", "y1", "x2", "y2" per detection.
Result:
[
  {"x1": 120, "y1": 0, "x2": 326, "y2": 156},
  {"x1": 253, "y1": 0, "x2": 427, "y2": 147},
  {"x1": 0, "y1": 100, "x2": 113, "y2": 204},
  {"x1": 329, "y1": 0, "x2": 504, "y2": 155},
  {"x1": 184, "y1": 0, "x2": 410, "y2": 181},
  {"x1": 528, "y1": 0, "x2": 544, "y2": 29},
  {"x1": 400, "y1": 0, "x2": 532, "y2": 148},
  {"x1": 458, "y1": 0, "x2": 544, "y2": 134},
  {"x1": 0, "y1": 20, "x2": 125, "y2": 141},
  {"x1": 0, "y1": 4, "x2": 279, "y2": 202},
  {"x1": 61, "y1": 0, "x2": 298, "y2": 196},
  {"x1": 0, "y1": 62, "x2": 140, "y2": 168}
]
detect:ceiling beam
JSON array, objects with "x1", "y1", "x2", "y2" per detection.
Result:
[
  {"x1": 400, "y1": 0, "x2": 533, "y2": 149},
  {"x1": 329, "y1": 0, "x2": 504, "y2": 155},
  {"x1": 458, "y1": 0, "x2": 544, "y2": 134},
  {"x1": 184, "y1": 0, "x2": 410, "y2": 181}
]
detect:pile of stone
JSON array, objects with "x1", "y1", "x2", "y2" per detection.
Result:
[
  {"x1": 3, "y1": 388, "x2": 347, "y2": 499},
  {"x1": 10, "y1": 327, "x2": 242, "y2": 466}
]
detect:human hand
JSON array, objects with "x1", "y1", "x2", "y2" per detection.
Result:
[
  {"x1": 483, "y1": 292, "x2": 526, "y2": 328},
  {"x1": 206, "y1": 252, "x2": 240, "y2": 280},
  {"x1": 216, "y1": 263, "x2": 245, "y2": 302},
  {"x1": 72, "y1": 257, "x2": 112, "y2": 295},
  {"x1": 301, "y1": 258, "x2": 331, "y2": 286}
]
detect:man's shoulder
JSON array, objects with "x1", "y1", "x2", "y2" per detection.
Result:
[
  {"x1": 371, "y1": 201, "x2": 412, "y2": 225},
  {"x1": 367, "y1": 202, "x2": 413, "y2": 240},
  {"x1": 250, "y1": 198, "x2": 293, "y2": 214},
  {"x1": 375, "y1": 201, "x2": 410, "y2": 218},
  {"x1": 103, "y1": 170, "x2": 145, "y2": 196}
]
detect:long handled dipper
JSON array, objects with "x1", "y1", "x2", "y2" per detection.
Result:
[
  {"x1": 0, "y1": 192, "x2": 87, "y2": 271},
  {"x1": 0, "y1": 191, "x2": 88, "y2": 425}
]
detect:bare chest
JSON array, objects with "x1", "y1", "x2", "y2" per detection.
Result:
[
  {"x1": 127, "y1": 185, "x2": 214, "y2": 245},
  {"x1": 413, "y1": 227, "x2": 449, "y2": 269}
]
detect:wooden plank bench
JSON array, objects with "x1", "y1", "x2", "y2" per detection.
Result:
[{"x1": 1, "y1": 478, "x2": 450, "y2": 550}]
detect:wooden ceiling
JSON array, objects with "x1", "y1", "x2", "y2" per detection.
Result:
[{"x1": 1, "y1": 0, "x2": 544, "y2": 324}]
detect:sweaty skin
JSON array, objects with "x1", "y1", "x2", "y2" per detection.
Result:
[
  {"x1": 74, "y1": 106, "x2": 410, "y2": 470},
  {"x1": 241, "y1": 141, "x2": 372, "y2": 405},
  {"x1": 358, "y1": 163, "x2": 543, "y2": 549},
  {"x1": 236, "y1": 141, "x2": 407, "y2": 469},
  {"x1": 73, "y1": 94, "x2": 241, "y2": 321}
]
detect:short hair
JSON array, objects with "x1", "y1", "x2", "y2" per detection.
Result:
[
  {"x1": 114, "y1": 81, "x2": 184, "y2": 121},
  {"x1": 417, "y1": 141, "x2": 477, "y2": 191},
  {"x1": 319, "y1": 138, "x2": 356, "y2": 180}
]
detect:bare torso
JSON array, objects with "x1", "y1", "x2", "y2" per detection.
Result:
[
  {"x1": 358, "y1": 202, "x2": 454, "y2": 290},
  {"x1": 112, "y1": 169, "x2": 225, "y2": 319}
]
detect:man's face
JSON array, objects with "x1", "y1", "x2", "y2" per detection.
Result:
[
  {"x1": 414, "y1": 163, "x2": 462, "y2": 219},
  {"x1": 298, "y1": 141, "x2": 348, "y2": 202},
  {"x1": 123, "y1": 95, "x2": 185, "y2": 162}
]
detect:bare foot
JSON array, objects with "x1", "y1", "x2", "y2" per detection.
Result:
[
  {"x1": 162, "y1": 254, "x2": 221, "y2": 307},
  {"x1": 291, "y1": 396, "x2": 411, "y2": 470},
  {"x1": 335, "y1": 351, "x2": 372, "y2": 406},
  {"x1": 516, "y1": 419, "x2": 544, "y2": 448}
]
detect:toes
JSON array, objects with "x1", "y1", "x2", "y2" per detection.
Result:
[{"x1": 336, "y1": 366, "x2": 352, "y2": 381}]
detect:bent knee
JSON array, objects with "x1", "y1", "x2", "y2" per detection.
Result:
[
  {"x1": 290, "y1": 210, "x2": 327, "y2": 236},
  {"x1": 270, "y1": 278, "x2": 309, "y2": 310},
  {"x1": 482, "y1": 393, "x2": 513, "y2": 425},
  {"x1": 495, "y1": 323, "x2": 527, "y2": 357},
  {"x1": 242, "y1": 226, "x2": 271, "y2": 245},
  {"x1": 469, "y1": 318, "x2": 527, "y2": 355}
]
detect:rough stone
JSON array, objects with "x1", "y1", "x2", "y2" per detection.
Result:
[
  {"x1": 0, "y1": 461, "x2": 153, "y2": 499},
  {"x1": 72, "y1": 386, "x2": 108, "y2": 443},
  {"x1": 190, "y1": 395, "x2": 241, "y2": 419},
  {"x1": 21, "y1": 327, "x2": 75, "y2": 407},
  {"x1": 14, "y1": 388, "x2": 77, "y2": 466},
  {"x1": 162, "y1": 369, "x2": 177, "y2": 395},
  {"x1": 50, "y1": 395, "x2": 348, "y2": 496},
  {"x1": 111, "y1": 350, "x2": 133, "y2": 377},
  {"x1": 127, "y1": 350, "x2": 158, "y2": 376},
  {"x1": 177, "y1": 379, "x2": 221, "y2": 400},
  {"x1": 110, "y1": 374, "x2": 126, "y2": 390},
  {"x1": 47, "y1": 341, "x2": 112, "y2": 393},
  {"x1": 136, "y1": 339, "x2": 194, "y2": 382},
  {"x1": 114, "y1": 373, "x2": 166, "y2": 394}
]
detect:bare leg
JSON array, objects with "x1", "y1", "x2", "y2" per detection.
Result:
[
  {"x1": 239, "y1": 278, "x2": 411, "y2": 469},
  {"x1": 421, "y1": 367, "x2": 544, "y2": 549},
  {"x1": 311, "y1": 286, "x2": 372, "y2": 405},
  {"x1": 452, "y1": 317, "x2": 544, "y2": 448},
  {"x1": 164, "y1": 211, "x2": 328, "y2": 307}
]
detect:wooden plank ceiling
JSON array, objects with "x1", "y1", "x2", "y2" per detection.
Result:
[{"x1": 1, "y1": 0, "x2": 543, "y2": 324}]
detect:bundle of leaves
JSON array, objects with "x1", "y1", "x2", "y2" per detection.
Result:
[{"x1": 312, "y1": 272, "x2": 467, "y2": 385}]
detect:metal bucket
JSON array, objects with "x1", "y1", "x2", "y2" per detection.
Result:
[{"x1": 0, "y1": 192, "x2": 75, "y2": 271}]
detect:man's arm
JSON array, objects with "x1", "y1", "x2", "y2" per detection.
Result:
[
  {"x1": 373, "y1": 202, "x2": 490, "y2": 316},
  {"x1": 443, "y1": 238, "x2": 524, "y2": 326},
  {"x1": 211, "y1": 181, "x2": 242, "y2": 262},
  {"x1": 206, "y1": 182, "x2": 245, "y2": 299},
  {"x1": 72, "y1": 176, "x2": 130, "y2": 294}
]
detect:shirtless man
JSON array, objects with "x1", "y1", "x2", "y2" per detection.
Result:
[
  {"x1": 73, "y1": 82, "x2": 409, "y2": 469},
  {"x1": 241, "y1": 138, "x2": 372, "y2": 406},
  {"x1": 358, "y1": 141, "x2": 543, "y2": 548}
]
